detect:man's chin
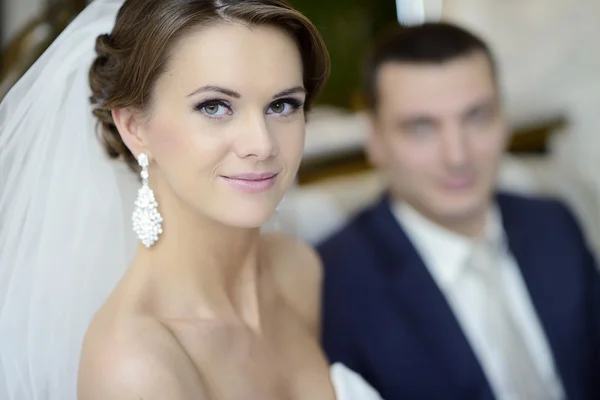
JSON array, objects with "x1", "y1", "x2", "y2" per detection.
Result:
[{"x1": 430, "y1": 195, "x2": 489, "y2": 222}]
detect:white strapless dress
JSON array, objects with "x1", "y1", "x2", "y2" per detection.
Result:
[{"x1": 330, "y1": 363, "x2": 383, "y2": 399}]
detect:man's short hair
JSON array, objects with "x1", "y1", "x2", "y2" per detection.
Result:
[{"x1": 363, "y1": 22, "x2": 496, "y2": 109}]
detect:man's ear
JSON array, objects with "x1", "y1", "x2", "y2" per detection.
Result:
[
  {"x1": 364, "y1": 112, "x2": 386, "y2": 169},
  {"x1": 111, "y1": 108, "x2": 150, "y2": 159}
]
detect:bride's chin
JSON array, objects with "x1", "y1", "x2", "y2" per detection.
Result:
[
  {"x1": 208, "y1": 205, "x2": 280, "y2": 230},
  {"x1": 228, "y1": 212, "x2": 279, "y2": 229}
]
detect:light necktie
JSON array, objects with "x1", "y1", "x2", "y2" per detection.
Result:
[{"x1": 468, "y1": 242, "x2": 550, "y2": 400}]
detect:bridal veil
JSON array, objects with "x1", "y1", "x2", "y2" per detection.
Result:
[{"x1": 0, "y1": 1, "x2": 136, "y2": 398}]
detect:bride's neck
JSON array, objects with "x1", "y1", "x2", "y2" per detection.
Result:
[{"x1": 133, "y1": 198, "x2": 265, "y2": 328}]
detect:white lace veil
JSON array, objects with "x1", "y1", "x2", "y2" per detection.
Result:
[{"x1": 0, "y1": 1, "x2": 137, "y2": 399}]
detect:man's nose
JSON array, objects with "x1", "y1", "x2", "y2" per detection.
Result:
[{"x1": 440, "y1": 125, "x2": 469, "y2": 167}]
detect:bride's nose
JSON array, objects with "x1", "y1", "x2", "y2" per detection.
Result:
[{"x1": 233, "y1": 113, "x2": 279, "y2": 160}]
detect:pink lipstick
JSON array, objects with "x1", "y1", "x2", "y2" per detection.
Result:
[{"x1": 221, "y1": 172, "x2": 279, "y2": 193}]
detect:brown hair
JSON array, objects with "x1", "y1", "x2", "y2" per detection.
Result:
[{"x1": 89, "y1": 0, "x2": 330, "y2": 173}]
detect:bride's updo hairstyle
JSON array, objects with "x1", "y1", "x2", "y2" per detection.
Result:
[{"x1": 89, "y1": 0, "x2": 330, "y2": 173}]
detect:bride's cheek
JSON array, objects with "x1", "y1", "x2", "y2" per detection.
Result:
[{"x1": 144, "y1": 118, "x2": 191, "y2": 160}]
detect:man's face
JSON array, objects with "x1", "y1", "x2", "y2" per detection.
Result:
[{"x1": 366, "y1": 51, "x2": 508, "y2": 226}]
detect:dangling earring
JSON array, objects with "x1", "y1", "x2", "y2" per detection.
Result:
[{"x1": 132, "y1": 153, "x2": 163, "y2": 248}]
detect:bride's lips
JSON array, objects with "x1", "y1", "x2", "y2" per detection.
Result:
[{"x1": 221, "y1": 172, "x2": 279, "y2": 193}]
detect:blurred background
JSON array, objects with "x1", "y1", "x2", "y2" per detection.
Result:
[{"x1": 2, "y1": 0, "x2": 600, "y2": 254}]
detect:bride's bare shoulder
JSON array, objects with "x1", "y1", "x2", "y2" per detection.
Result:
[
  {"x1": 78, "y1": 309, "x2": 206, "y2": 399},
  {"x1": 262, "y1": 233, "x2": 323, "y2": 336}
]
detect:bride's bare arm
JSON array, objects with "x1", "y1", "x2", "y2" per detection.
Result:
[{"x1": 78, "y1": 317, "x2": 207, "y2": 399}]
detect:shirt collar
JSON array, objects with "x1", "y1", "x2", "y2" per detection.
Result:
[{"x1": 392, "y1": 202, "x2": 506, "y2": 288}]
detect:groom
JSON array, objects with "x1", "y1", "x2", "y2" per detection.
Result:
[{"x1": 318, "y1": 22, "x2": 600, "y2": 400}]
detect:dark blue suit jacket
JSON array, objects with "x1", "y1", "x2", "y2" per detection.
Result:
[{"x1": 318, "y1": 193, "x2": 600, "y2": 400}]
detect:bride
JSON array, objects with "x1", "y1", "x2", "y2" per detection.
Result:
[{"x1": 0, "y1": 0, "x2": 382, "y2": 399}]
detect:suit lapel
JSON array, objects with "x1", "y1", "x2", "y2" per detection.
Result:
[
  {"x1": 368, "y1": 195, "x2": 494, "y2": 398},
  {"x1": 497, "y1": 194, "x2": 566, "y2": 382}
]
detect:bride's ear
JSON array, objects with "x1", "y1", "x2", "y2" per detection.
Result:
[{"x1": 111, "y1": 108, "x2": 150, "y2": 158}]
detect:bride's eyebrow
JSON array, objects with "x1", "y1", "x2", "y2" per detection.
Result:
[
  {"x1": 186, "y1": 85, "x2": 306, "y2": 99},
  {"x1": 187, "y1": 85, "x2": 241, "y2": 98},
  {"x1": 272, "y1": 86, "x2": 306, "y2": 99}
]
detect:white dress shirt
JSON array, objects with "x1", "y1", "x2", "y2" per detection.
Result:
[{"x1": 393, "y1": 202, "x2": 565, "y2": 400}]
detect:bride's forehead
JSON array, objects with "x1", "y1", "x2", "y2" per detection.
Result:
[
  {"x1": 155, "y1": 24, "x2": 303, "y2": 94},
  {"x1": 167, "y1": 22, "x2": 302, "y2": 68}
]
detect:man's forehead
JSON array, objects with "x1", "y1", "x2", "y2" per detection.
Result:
[{"x1": 375, "y1": 56, "x2": 496, "y2": 113}]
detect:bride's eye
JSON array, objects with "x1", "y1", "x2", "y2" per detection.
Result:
[
  {"x1": 271, "y1": 101, "x2": 286, "y2": 114},
  {"x1": 266, "y1": 98, "x2": 304, "y2": 116},
  {"x1": 195, "y1": 100, "x2": 232, "y2": 118}
]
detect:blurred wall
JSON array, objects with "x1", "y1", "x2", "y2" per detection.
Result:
[{"x1": 2, "y1": 0, "x2": 46, "y2": 48}]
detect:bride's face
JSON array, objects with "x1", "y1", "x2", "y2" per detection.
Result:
[{"x1": 139, "y1": 22, "x2": 306, "y2": 228}]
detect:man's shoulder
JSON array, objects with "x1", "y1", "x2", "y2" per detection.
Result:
[
  {"x1": 497, "y1": 191, "x2": 565, "y2": 211},
  {"x1": 498, "y1": 191, "x2": 593, "y2": 255},
  {"x1": 497, "y1": 191, "x2": 579, "y2": 228},
  {"x1": 317, "y1": 199, "x2": 384, "y2": 253}
]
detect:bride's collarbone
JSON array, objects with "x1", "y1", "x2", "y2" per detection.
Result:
[{"x1": 163, "y1": 310, "x2": 334, "y2": 400}]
